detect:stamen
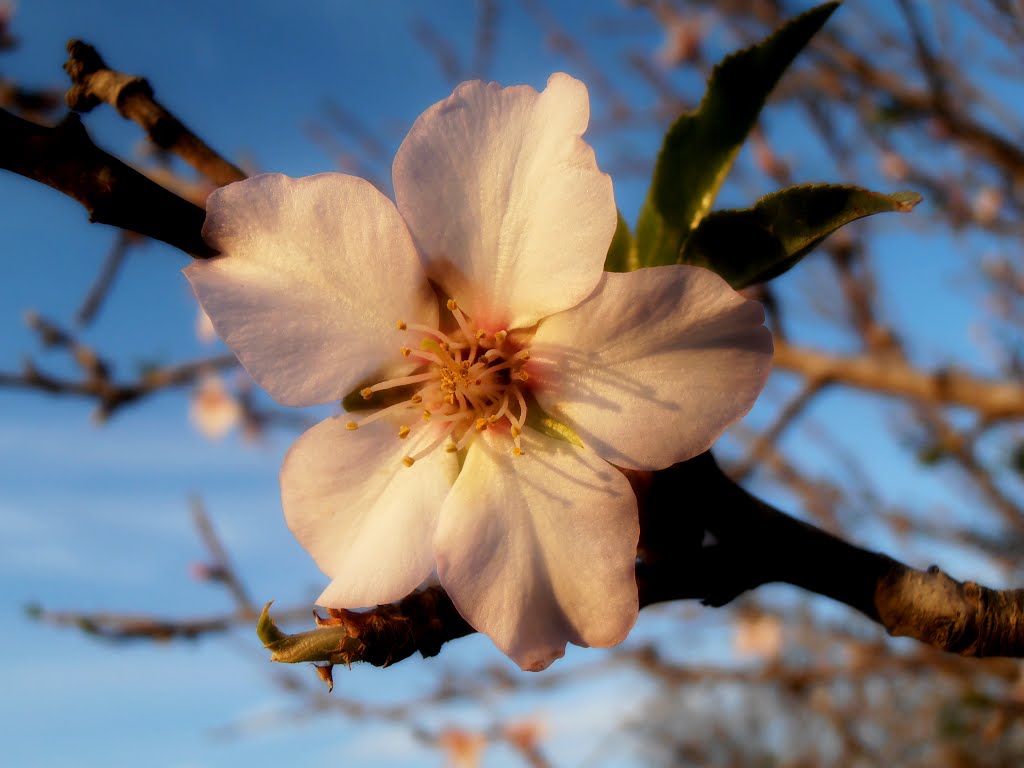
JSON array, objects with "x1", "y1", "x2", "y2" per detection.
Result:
[
  {"x1": 396, "y1": 320, "x2": 407, "y2": 330},
  {"x1": 407, "y1": 348, "x2": 443, "y2": 365},
  {"x1": 512, "y1": 387, "x2": 528, "y2": 428},
  {"x1": 368, "y1": 371, "x2": 435, "y2": 394},
  {"x1": 488, "y1": 392, "x2": 510, "y2": 423},
  {"x1": 476, "y1": 357, "x2": 523, "y2": 378},
  {"x1": 353, "y1": 398, "x2": 422, "y2": 429},
  {"x1": 407, "y1": 421, "x2": 457, "y2": 464},
  {"x1": 398, "y1": 426, "x2": 411, "y2": 439},
  {"x1": 511, "y1": 424, "x2": 524, "y2": 456},
  {"x1": 447, "y1": 301, "x2": 478, "y2": 362},
  {"x1": 346, "y1": 421, "x2": 359, "y2": 430},
  {"x1": 494, "y1": 330, "x2": 508, "y2": 345},
  {"x1": 407, "y1": 322, "x2": 465, "y2": 349},
  {"x1": 402, "y1": 456, "x2": 415, "y2": 467},
  {"x1": 454, "y1": 426, "x2": 476, "y2": 452}
]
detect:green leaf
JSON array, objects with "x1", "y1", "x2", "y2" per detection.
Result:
[
  {"x1": 635, "y1": 2, "x2": 840, "y2": 268},
  {"x1": 604, "y1": 209, "x2": 638, "y2": 272},
  {"x1": 681, "y1": 185, "x2": 922, "y2": 288}
]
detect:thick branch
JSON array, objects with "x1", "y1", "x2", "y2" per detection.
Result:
[
  {"x1": 773, "y1": 339, "x2": 1024, "y2": 419},
  {"x1": 259, "y1": 453, "x2": 1024, "y2": 670},
  {"x1": 64, "y1": 40, "x2": 246, "y2": 187},
  {"x1": 0, "y1": 108, "x2": 213, "y2": 257}
]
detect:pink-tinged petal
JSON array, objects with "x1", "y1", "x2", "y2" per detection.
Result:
[
  {"x1": 185, "y1": 173, "x2": 438, "y2": 407},
  {"x1": 393, "y1": 74, "x2": 615, "y2": 331},
  {"x1": 530, "y1": 266, "x2": 773, "y2": 471},
  {"x1": 281, "y1": 415, "x2": 458, "y2": 608},
  {"x1": 435, "y1": 428, "x2": 639, "y2": 671}
]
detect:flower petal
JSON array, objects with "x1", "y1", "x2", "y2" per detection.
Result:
[
  {"x1": 393, "y1": 74, "x2": 615, "y2": 331},
  {"x1": 185, "y1": 173, "x2": 438, "y2": 407},
  {"x1": 435, "y1": 427, "x2": 639, "y2": 671},
  {"x1": 281, "y1": 415, "x2": 458, "y2": 607},
  {"x1": 530, "y1": 265, "x2": 773, "y2": 470}
]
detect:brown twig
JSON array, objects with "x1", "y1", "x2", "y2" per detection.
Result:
[
  {"x1": 731, "y1": 378, "x2": 828, "y2": 482},
  {"x1": 772, "y1": 339, "x2": 1024, "y2": 420},
  {"x1": 75, "y1": 230, "x2": 139, "y2": 327},
  {"x1": 0, "y1": 311, "x2": 238, "y2": 419},
  {"x1": 64, "y1": 40, "x2": 245, "y2": 188},
  {"x1": 0, "y1": 108, "x2": 213, "y2": 257},
  {"x1": 26, "y1": 602, "x2": 314, "y2": 642},
  {"x1": 190, "y1": 496, "x2": 257, "y2": 617}
]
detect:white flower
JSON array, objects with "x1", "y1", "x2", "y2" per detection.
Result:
[{"x1": 185, "y1": 74, "x2": 772, "y2": 671}]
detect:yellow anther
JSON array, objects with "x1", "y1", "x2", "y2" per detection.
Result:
[
  {"x1": 475, "y1": 329, "x2": 487, "y2": 342},
  {"x1": 345, "y1": 421, "x2": 359, "y2": 431},
  {"x1": 445, "y1": 444, "x2": 458, "y2": 453},
  {"x1": 444, "y1": 394, "x2": 456, "y2": 405},
  {"x1": 494, "y1": 330, "x2": 508, "y2": 345},
  {"x1": 360, "y1": 387, "x2": 374, "y2": 400},
  {"x1": 475, "y1": 418, "x2": 488, "y2": 432},
  {"x1": 513, "y1": 446, "x2": 524, "y2": 456},
  {"x1": 411, "y1": 394, "x2": 423, "y2": 404},
  {"x1": 446, "y1": 299, "x2": 458, "y2": 311},
  {"x1": 510, "y1": 425, "x2": 521, "y2": 437},
  {"x1": 514, "y1": 350, "x2": 530, "y2": 361},
  {"x1": 422, "y1": 409, "x2": 432, "y2": 420},
  {"x1": 483, "y1": 349, "x2": 501, "y2": 362},
  {"x1": 513, "y1": 370, "x2": 529, "y2": 382},
  {"x1": 396, "y1": 320, "x2": 407, "y2": 330},
  {"x1": 398, "y1": 426, "x2": 411, "y2": 439},
  {"x1": 402, "y1": 456, "x2": 415, "y2": 467},
  {"x1": 400, "y1": 346, "x2": 412, "y2": 357},
  {"x1": 487, "y1": 414, "x2": 500, "y2": 423}
]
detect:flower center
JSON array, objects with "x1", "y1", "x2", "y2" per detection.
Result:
[{"x1": 346, "y1": 299, "x2": 529, "y2": 466}]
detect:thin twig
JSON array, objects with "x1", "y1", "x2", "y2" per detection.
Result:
[{"x1": 64, "y1": 40, "x2": 245, "y2": 187}]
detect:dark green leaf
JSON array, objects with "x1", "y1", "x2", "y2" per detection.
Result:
[
  {"x1": 604, "y1": 209, "x2": 638, "y2": 272},
  {"x1": 681, "y1": 185, "x2": 922, "y2": 288},
  {"x1": 635, "y1": 2, "x2": 840, "y2": 268}
]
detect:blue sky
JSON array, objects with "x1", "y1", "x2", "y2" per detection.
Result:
[{"x1": 2, "y1": 1, "x2": 1019, "y2": 766}]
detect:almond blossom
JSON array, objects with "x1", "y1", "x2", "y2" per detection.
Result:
[{"x1": 185, "y1": 74, "x2": 772, "y2": 671}]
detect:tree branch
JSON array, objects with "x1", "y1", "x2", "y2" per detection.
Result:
[
  {"x1": 0, "y1": 108, "x2": 213, "y2": 257},
  {"x1": 258, "y1": 452, "x2": 1024, "y2": 672}
]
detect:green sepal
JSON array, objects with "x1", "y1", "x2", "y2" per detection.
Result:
[
  {"x1": 635, "y1": 2, "x2": 840, "y2": 268},
  {"x1": 681, "y1": 185, "x2": 922, "y2": 288},
  {"x1": 604, "y1": 209, "x2": 638, "y2": 272}
]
